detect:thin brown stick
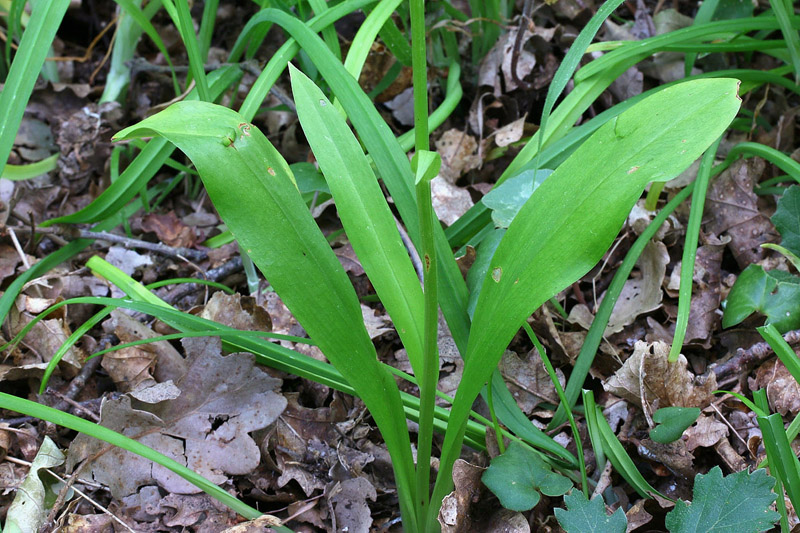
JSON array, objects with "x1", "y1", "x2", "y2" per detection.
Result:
[{"x1": 709, "y1": 328, "x2": 800, "y2": 385}]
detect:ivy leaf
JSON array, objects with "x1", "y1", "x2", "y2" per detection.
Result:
[
  {"x1": 649, "y1": 407, "x2": 701, "y2": 443},
  {"x1": 554, "y1": 491, "x2": 627, "y2": 533},
  {"x1": 665, "y1": 467, "x2": 779, "y2": 533},
  {"x1": 482, "y1": 441, "x2": 572, "y2": 511},
  {"x1": 722, "y1": 265, "x2": 800, "y2": 332},
  {"x1": 772, "y1": 185, "x2": 800, "y2": 256}
]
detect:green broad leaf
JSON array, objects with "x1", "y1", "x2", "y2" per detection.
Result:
[
  {"x1": 722, "y1": 264, "x2": 800, "y2": 332},
  {"x1": 435, "y1": 78, "x2": 741, "y2": 504},
  {"x1": 554, "y1": 491, "x2": 627, "y2": 533},
  {"x1": 291, "y1": 162, "x2": 330, "y2": 194},
  {"x1": 482, "y1": 442, "x2": 573, "y2": 511},
  {"x1": 771, "y1": 185, "x2": 800, "y2": 256},
  {"x1": 112, "y1": 101, "x2": 417, "y2": 519},
  {"x1": 665, "y1": 467, "x2": 779, "y2": 533},
  {"x1": 649, "y1": 407, "x2": 701, "y2": 444},
  {"x1": 482, "y1": 169, "x2": 553, "y2": 228},
  {"x1": 289, "y1": 65, "x2": 425, "y2": 377}
]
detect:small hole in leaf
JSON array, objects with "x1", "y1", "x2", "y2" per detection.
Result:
[{"x1": 492, "y1": 267, "x2": 502, "y2": 283}]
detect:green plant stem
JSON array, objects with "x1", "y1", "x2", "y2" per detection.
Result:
[
  {"x1": 410, "y1": 0, "x2": 438, "y2": 528},
  {"x1": 669, "y1": 137, "x2": 721, "y2": 362},
  {"x1": 644, "y1": 182, "x2": 665, "y2": 211},
  {"x1": 524, "y1": 323, "x2": 588, "y2": 497},
  {"x1": 485, "y1": 376, "x2": 506, "y2": 454},
  {"x1": 722, "y1": 142, "x2": 800, "y2": 183}
]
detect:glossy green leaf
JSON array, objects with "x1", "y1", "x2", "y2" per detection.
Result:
[
  {"x1": 433, "y1": 78, "x2": 741, "y2": 507},
  {"x1": 242, "y1": 9, "x2": 471, "y2": 355},
  {"x1": 665, "y1": 467, "x2": 778, "y2": 533},
  {"x1": 554, "y1": 491, "x2": 627, "y2": 533},
  {"x1": 649, "y1": 407, "x2": 701, "y2": 444},
  {"x1": 481, "y1": 442, "x2": 572, "y2": 511},
  {"x1": 722, "y1": 265, "x2": 800, "y2": 332},
  {"x1": 290, "y1": 65, "x2": 425, "y2": 377},
  {"x1": 771, "y1": 184, "x2": 800, "y2": 255},
  {"x1": 112, "y1": 101, "x2": 418, "y2": 524}
]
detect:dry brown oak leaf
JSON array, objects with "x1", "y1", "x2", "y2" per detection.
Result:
[{"x1": 66, "y1": 336, "x2": 287, "y2": 498}]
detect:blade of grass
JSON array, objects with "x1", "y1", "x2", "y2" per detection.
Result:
[
  {"x1": 307, "y1": 0, "x2": 342, "y2": 59},
  {"x1": 533, "y1": 0, "x2": 626, "y2": 172},
  {"x1": 0, "y1": 0, "x2": 69, "y2": 177},
  {"x1": 684, "y1": 0, "x2": 720, "y2": 76},
  {"x1": 111, "y1": 0, "x2": 181, "y2": 97},
  {"x1": 198, "y1": 0, "x2": 219, "y2": 60},
  {"x1": 290, "y1": 66, "x2": 425, "y2": 379},
  {"x1": 524, "y1": 323, "x2": 588, "y2": 497},
  {"x1": 582, "y1": 389, "x2": 667, "y2": 500},
  {"x1": 721, "y1": 142, "x2": 800, "y2": 183},
  {"x1": 173, "y1": 0, "x2": 210, "y2": 100},
  {"x1": 0, "y1": 153, "x2": 58, "y2": 180},
  {"x1": 770, "y1": 0, "x2": 800, "y2": 83},
  {"x1": 669, "y1": 137, "x2": 722, "y2": 362}
]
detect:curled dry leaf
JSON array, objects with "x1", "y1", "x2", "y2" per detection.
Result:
[
  {"x1": 751, "y1": 358, "x2": 800, "y2": 416},
  {"x1": 684, "y1": 414, "x2": 729, "y2": 452},
  {"x1": 108, "y1": 310, "x2": 187, "y2": 383},
  {"x1": 435, "y1": 129, "x2": 481, "y2": 184},
  {"x1": 141, "y1": 210, "x2": 197, "y2": 248},
  {"x1": 492, "y1": 115, "x2": 527, "y2": 147},
  {"x1": 220, "y1": 514, "x2": 284, "y2": 532},
  {"x1": 66, "y1": 337, "x2": 286, "y2": 498},
  {"x1": 480, "y1": 508, "x2": 531, "y2": 533},
  {"x1": 604, "y1": 341, "x2": 717, "y2": 411},
  {"x1": 361, "y1": 304, "x2": 392, "y2": 339},
  {"x1": 198, "y1": 291, "x2": 272, "y2": 333},
  {"x1": 431, "y1": 176, "x2": 475, "y2": 226},
  {"x1": 478, "y1": 28, "x2": 539, "y2": 95},
  {"x1": 438, "y1": 459, "x2": 486, "y2": 533},
  {"x1": 568, "y1": 240, "x2": 668, "y2": 336}
]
